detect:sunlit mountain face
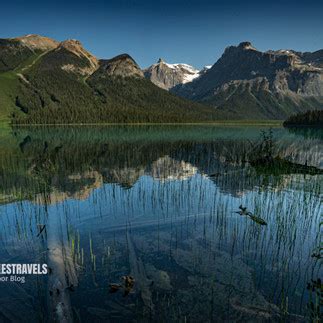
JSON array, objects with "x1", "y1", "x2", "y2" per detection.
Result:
[{"x1": 0, "y1": 125, "x2": 322, "y2": 321}]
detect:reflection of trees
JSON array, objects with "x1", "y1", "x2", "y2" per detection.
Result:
[
  {"x1": 0, "y1": 126, "x2": 321, "y2": 203},
  {"x1": 285, "y1": 127, "x2": 323, "y2": 140},
  {"x1": 0, "y1": 126, "x2": 321, "y2": 321}
]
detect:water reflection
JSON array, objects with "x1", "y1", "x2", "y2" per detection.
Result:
[{"x1": 0, "y1": 126, "x2": 321, "y2": 322}]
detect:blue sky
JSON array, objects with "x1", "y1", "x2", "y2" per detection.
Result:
[{"x1": 1, "y1": 0, "x2": 323, "y2": 69}]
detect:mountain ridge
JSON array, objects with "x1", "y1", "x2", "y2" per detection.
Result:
[
  {"x1": 1, "y1": 35, "x2": 323, "y2": 123},
  {"x1": 172, "y1": 41, "x2": 323, "y2": 119},
  {"x1": 0, "y1": 35, "x2": 223, "y2": 124}
]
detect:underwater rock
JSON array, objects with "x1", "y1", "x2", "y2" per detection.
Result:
[
  {"x1": 0, "y1": 283, "x2": 35, "y2": 322},
  {"x1": 145, "y1": 264, "x2": 172, "y2": 291},
  {"x1": 172, "y1": 243, "x2": 280, "y2": 321}
]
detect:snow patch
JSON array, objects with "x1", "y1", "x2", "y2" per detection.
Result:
[
  {"x1": 161, "y1": 62, "x2": 201, "y2": 83},
  {"x1": 183, "y1": 72, "x2": 200, "y2": 83}
]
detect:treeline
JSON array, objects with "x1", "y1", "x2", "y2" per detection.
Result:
[{"x1": 283, "y1": 110, "x2": 323, "y2": 127}]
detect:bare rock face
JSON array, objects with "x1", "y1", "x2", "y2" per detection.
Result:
[
  {"x1": 92, "y1": 54, "x2": 144, "y2": 78},
  {"x1": 56, "y1": 39, "x2": 99, "y2": 76},
  {"x1": 172, "y1": 42, "x2": 323, "y2": 119},
  {"x1": 13, "y1": 34, "x2": 58, "y2": 51},
  {"x1": 144, "y1": 58, "x2": 204, "y2": 90},
  {"x1": 297, "y1": 49, "x2": 323, "y2": 68}
]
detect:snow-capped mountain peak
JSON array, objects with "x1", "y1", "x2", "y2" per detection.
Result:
[{"x1": 144, "y1": 59, "x2": 210, "y2": 90}]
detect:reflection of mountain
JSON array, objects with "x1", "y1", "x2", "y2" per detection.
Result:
[
  {"x1": 276, "y1": 137, "x2": 323, "y2": 168},
  {"x1": 34, "y1": 171, "x2": 103, "y2": 204},
  {"x1": 0, "y1": 126, "x2": 321, "y2": 204},
  {"x1": 150, "y1": 156, "x2": 197, "y2": 181},
  {"x1": 102, "y1": 167, "x2": 145, "y2": 189}
]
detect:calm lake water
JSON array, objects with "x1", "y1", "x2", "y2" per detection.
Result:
[{"x1": 0, "y1": 126, "x2": 322, "y2": 322}]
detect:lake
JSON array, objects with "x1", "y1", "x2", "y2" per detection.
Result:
[{"x1": 0, "y1": 125, "x2": 322, "y2": 322}]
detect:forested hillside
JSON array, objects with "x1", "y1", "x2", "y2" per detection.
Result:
[{"x1": 1, "y1": 36, "x2": 223, "y2": 124}]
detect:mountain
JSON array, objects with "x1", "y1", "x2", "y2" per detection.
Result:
[
  {"x1": 0, "y1": 34, "x2": 58, "y2": 122},
  {"x1": 53, "y1": 39, "x2": 99, "y2": 75},
  {"x1": 144, "y1": 58, "x2": 210, "y2": 90},
  {"x1": 172, "y1": 42, "x2": 323, "y2": 119},
  {"x1": 0, "y1": 35, "x2": 223, "y2": 124},
  {"x1": 93, "y1": 54, "x2": 144, "y2": 78},
  {"x1": 0, "y1": 34, "x2": 58, "y2": 72},
  {"x1": 2, "y1": 35, "x2": 323, "y2": 123}
]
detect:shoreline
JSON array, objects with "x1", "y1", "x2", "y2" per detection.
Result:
[{"x1": 7, "y1": 120, "x2": 283, "y2": 127}]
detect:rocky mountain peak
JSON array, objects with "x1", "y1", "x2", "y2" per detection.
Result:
[
  {"x1": 57, "y1": 39, "x2": 99, "y2": 72},
  {"x1": 13, "y1": 34, "x2": 58, "y2": 51},
  {"x1": 107, "y1": 53, "x2": 136, "y2": 63},
  {"x1": 173, "y1": 41, "x2": 323, "y2": 119},
  {"x1": 59, "y1": 39, "x2": 79, "y2": 46},
  {"x1": 0, "y1": 34, "x2": 59, "y2": 72},
  {"x1": 92, "y1": 54, "x2": 144, "y2": 78},
  {"x1": 238, "y1": 41, "x2": 256, "y2": 50},
  {"x1": 144, "y1": 60, "x2": 202, "y2": 90},
  {"x1": 224, "y1": 41, "x2": 259, "y2": 56},
  {"x1": 59, "y1": 39, "x2": 89, "y2": 56}
]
